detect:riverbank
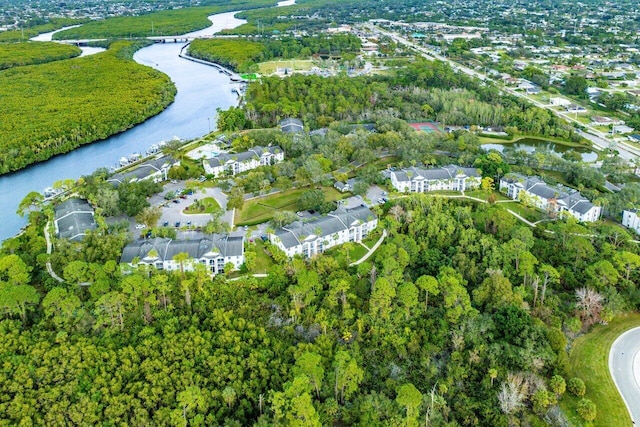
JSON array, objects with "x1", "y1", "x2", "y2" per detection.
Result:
[
  {"x1": 0, "y1": 11, "x2": 246, "y2": 243},
  {"x1": 0, "y1": 40, "x2": 177, "y2": 175}
]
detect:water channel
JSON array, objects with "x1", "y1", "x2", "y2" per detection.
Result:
[{"x1": 0, "y1": 11, "x2": 246, "y2": 242}]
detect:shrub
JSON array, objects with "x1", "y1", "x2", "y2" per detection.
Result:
[
  {"x1": 576, "y1": 398, "x2": 596, "y2": 422},
  {"x1": 567, "y1": 377, "x2": 586, "y2": 397}
]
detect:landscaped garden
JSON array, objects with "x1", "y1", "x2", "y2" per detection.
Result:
[{"x1": 184, "y1": 197, "x2": 220, "y2": 215}]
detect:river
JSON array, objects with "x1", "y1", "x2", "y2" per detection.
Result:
[{"x1": 0, "y1": 11, "x2": 246, "y2": 242}]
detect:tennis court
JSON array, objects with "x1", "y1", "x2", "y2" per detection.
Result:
[{"x1": 409, "y1": 122, "x2": 442, "y2": 133}]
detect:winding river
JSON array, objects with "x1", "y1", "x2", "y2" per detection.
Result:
[{"x1": 0, "y1": 11, "x2": 246, "y2": 242}]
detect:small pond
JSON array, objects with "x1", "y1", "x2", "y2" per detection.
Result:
[{"x1": 482, "y1": 137, "x2": 598, "y2": 163}]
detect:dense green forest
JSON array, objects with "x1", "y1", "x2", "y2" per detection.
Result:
[
  {"x1": 0, "y1": 17, "x2": 89, "y2": 42},
  {"x1": 0, "y1": 41, "x2": 176, "y2": 175},
  {"x1": 2, "y1": 192, "x2": 639, "y2": 425},
  {"x1": 0, "y1": 41, "x2": 81, "y2": 70},
  {"x1": 238, "y1": 58, "x2": 579, "y2": 144},
  {"x1": 52, "y1": 0, "x2": 277, "y2": 40},
  {"x1": 188, "y1": 34, "x2": 361, "y2": 72}
]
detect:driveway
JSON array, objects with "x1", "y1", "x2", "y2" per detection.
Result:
[{"x1": 609, "y1": 326, "x2": 640, "y2": 425}]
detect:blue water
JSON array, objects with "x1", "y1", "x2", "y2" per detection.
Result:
[{"x1": 0, "y1": 12, "x2": 245, "y2": 242}]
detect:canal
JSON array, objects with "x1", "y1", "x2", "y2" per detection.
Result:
[{"x1": 0, "y1": 11, "x2": 246, "y2": 242}]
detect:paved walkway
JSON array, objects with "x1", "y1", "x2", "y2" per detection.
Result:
[
  {"x1": 350, "y1": 229, "x2": 388, "y2": 266},
  {"x1": 44, "y1": 221, "x2": 64, "y2": 283},
  {"x1": 505, "y1": 209, "x2": 537, "y2": 227}
]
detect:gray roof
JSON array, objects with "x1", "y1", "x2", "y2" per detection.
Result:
[
  {"x1": 503, "y1": 174, "x2": 596, "y2": 214},
  {"x1": 54, "y1": 198, "x2": 96, "y2": 241},
  {"x1": 206, "y1": 146, "x2": 281, "y2": 168},
  {"x1": 280, "y1": 118, "x2": 304, "y2": 133},
  {"x1": 274, "y1": 206, "x2": 376, "y2": 249},
  {"x1": 121, "y1": 234, "x2": 244, "y2": 264},
  {"x1": 557, "y1": 193, "x2": 596, "y2": 215},
  {"x1": 109, "y1": 156, "x2": 175, "y2": 185},
  {"x1": 392, "y1": 165, "x2": 480, "y2": 182}
]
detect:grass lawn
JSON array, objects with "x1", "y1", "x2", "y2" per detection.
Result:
[
  {"x1": 323, "y1": 242, "x2": 370, "y2": 265},
  {"x1": 560, "y1": 313, "x2": 640, "y2": 426},
  {"x1": 258, "y1": 59, "x2": 315, "y2": 74},
  {"x1": 465, "y1": 190, "x2": 510, "y2": 201},
  {"x1": 502, "y1": 201, "x2": 547, "y2": 222},
  {"x1": 236, "y1": 186, "x2": 347, "y2": 225},
  {"x1": 247, "y1": 239, "x2": 275, "y2": 274},
  {"x1": 184, "y1": 197, "x2": 220, "y2": 215}
]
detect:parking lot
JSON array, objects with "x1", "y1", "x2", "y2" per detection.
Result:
[{"x1": 123, "y1": 181, "x2": 234, "y2": 235}]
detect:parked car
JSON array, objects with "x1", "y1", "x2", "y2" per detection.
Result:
[
  {"x1": 163, "y1": 221, "x2": 169, "y2": 227},
  {"x1": 135, "y1": 224, "x2": 146, "y2": 229},
  {"x1": 172, "y1": 199, "x2": 180, "y2": 204},
  {"x1": 175, "y1": 221, "x2": 181, "y2": 227}
]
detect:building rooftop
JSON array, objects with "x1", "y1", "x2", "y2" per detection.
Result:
[{"x1": 121, "y1": 234, "x2": 244, "y2": 264}]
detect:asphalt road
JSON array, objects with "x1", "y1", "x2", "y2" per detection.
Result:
[{"x1": 609, "y1": 326, "x2": 640, "y2": 425}]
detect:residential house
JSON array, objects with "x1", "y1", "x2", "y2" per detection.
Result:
[
  {"x1": 334, "y1": 178, "x2": 359, "y2": 193},
  {"x1": 550, "y1": 97, "x2": 572, "y2": 107},
  {"x1": 499, "y1": 174, "x2": 601, "y2": 222},
  {"x1": 566, "y1": 104, "x2": 587, "y2": 114},
  {"x1": 269, "y1": 206, "x2": 377, "y2": 258},
  {"x1": 591, "y1": 116, "x2": 625, "y2": 126},
  {"x1": 612, "y1": 125, "x2": 634, "y2": 134},
  {"x1": 120, "y1": 234, "x2": 244, "y2": 274},
  {"x1": 280, "y1": 118, "x2": 304, "y2": 134},
  {"x1": 54, "y1": 198, "x2": 97, "y2": 242},
  {"x1": 203, "y1": 146, "x2": 284, "y2": 177},
  {"x1": 389, "y1": 165, "x2": 481, "y2": 193},
  {"x1": 108, "y1": 156, "x2": 178, "y2": 186},
  {"x1": 622, "y1": 210, "x2": 640, "y2": 234}
]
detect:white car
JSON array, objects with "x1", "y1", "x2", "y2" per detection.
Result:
[{"x1": 135, "y1": 224, "x2": 146, "y2": 229}]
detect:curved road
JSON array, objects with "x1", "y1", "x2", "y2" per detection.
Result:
[{"x1": 609, "y1": 327, "x2": 640, "y2": 424}]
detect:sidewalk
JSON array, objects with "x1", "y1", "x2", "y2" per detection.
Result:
[{"x1": 350, "y1": 229, "x2": 387, "y2": 266}]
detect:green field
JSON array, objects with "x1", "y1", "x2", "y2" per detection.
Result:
[
  {"x1": 184, "y1": 197, "x2": 220, "y2": 215},
  {"x1": 0, "y1": 41, "x2": 176, "y2": 174},
  {"x1": 258, "y1": 59, "x2": 315, "y2": 74},
  {"x1": 560, "y1": 313, "x2": 640, "y2": 426},
  {"x1": 236, "y1": 186, "x2": 347, "y2": 225},
  {"x1": 0, "y1": 42, "x2": 81, "y2": 70}
]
